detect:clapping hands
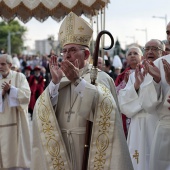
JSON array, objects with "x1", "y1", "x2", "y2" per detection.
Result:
[
  {"x1": 1, "y1": 80, "x2": 11, "y2": 97},
  {"x1": 134, "y1": 64, "x2": 144, "y2": 90},
  {"x1": 143, "y1": 59, "x2": 161, "y2": 83},
  {"x1": 49, "y1": 55, "x2": 80, "y2": 84}
]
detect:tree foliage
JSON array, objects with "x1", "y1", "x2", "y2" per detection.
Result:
[{"x1": 0, "y1": 20, "x2": 27, "y2": 54}]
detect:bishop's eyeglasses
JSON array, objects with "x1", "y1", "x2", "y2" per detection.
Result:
[{"x1": 61, "y1": 47, "x2": 85, "y2": 56}]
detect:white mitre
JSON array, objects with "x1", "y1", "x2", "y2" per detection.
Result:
[{"x1": 59, "y1": 12, "x2": 93, "y2": 47}]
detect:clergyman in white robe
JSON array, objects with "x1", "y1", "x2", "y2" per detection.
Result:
[
  {"x1": 140, "y1": 55, "x2": 170, "y2": 170},
  {"x1": 118, "y1": 70, "x2": 159, "y2": 170},
  {"x1": 0, "y1": 70, "x2": 31, "y2": 170}
]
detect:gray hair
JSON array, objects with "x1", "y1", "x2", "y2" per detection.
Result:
[
  {"x1": 0, "y1": 54, "x2": 13, "y2": 64},
  {"x1": 146, "y1": 39, "x2": 165, "y2": 51},
  {"x1": 126, "y1": 46, "x2": 143, "y2": 58}
]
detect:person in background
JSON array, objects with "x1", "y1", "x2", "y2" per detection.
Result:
[
  {"x1": 25, "y1": 66, "x2": 35, "y2": 119},
  {"x1": 103, "y1": 51, "x2": 110, "y2": 63},
  {"x1": 12, "y1": 53, "x2": 21, "y2": 70},
  {"x1": 118, "y1": 39, "x2": 164, "y2": 170},
  {"x1": 104, "y1": 59, "x2": 117, "y2": 80},
  {"x1": 31, "y1": 11, "x2": 133, "y2": 170},
  {"x1": 20, "y1": 55, "x2": 27, "y2": 73},
  {"x1": 40, "y1": 66, "x2": 50, "y2": 89},
  {"x1": 112, "y1": 54, "x2": 123, "y2": 76},
  {"x1": 140, "y1": 55, "x2": 170, "y2": 170},
  {"x1": 25, "y1": 65, "x2": 44, "y2": 120},
  {"x1": 0, "y1": 54, "x2": 31, "y2": 170},
  {"x1": 25, "y1": 66, "x2": 33, "y2": 85},
  {"x1": 34, "y1": 66, "x2": 45, "y2": 92},
  {"x1": 115, "y1": 46, "x2": 143, "y2": 138},
  {"x1": 97, "y1": 56, "x2": 104, "y2": 70},
  {"x1": 11, "y1": 63, "x2": 20, "y2": 72}
]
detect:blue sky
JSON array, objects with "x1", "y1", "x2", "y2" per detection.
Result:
[{"x1": 21, "y1": 0, "x2": 170, "y2": 50}]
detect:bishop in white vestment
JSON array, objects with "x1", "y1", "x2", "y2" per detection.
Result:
[
  {"x1": 31, "y1": 12, "x2": 133, "y2": 170},
  {"x1": 31, "y1": 63, "x2": 133, "y2": 170}
]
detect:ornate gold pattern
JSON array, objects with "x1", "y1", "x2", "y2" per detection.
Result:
[
  {"x1": 93, "y1": 84, "x2": 114, "y2": 169},
  {"x1": 59, "y1": 12, "x2": 92, "y2": 47},
  {"x1": 37, "y1": 93, "x2": 66, "y2": 170},
  {"x1": 78, "y1": 26, "x2": 84, "y2": 32}
]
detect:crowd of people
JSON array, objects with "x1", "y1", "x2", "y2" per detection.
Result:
[{"x1": 0, "y1": 11, "x2": 170, "y2": 170}]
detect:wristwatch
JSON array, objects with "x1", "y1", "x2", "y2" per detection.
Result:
[{"x1": 74, "y1": 77, "x2": 82, "y2": 86}]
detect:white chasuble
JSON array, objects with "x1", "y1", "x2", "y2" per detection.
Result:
[{"x1": 31, "y1": 82, "x2": 133, "y2": 170}]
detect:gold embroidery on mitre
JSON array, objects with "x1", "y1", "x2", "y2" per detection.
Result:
[
  {"x1": 37, "y1": 93, "x2": 66, "y2": 170},
  {"x1": 59, "y1": 12, "x2": 93, "y2": 47},
  {"x1": 78, "y1": 26, "x2": 84, "y2": 32},
  {"x1": 93, "y1": 84, "x2": 114, "y2": 169},
  {"x1": 133, "y1": 150, "x2": 139, "y2": 164}
]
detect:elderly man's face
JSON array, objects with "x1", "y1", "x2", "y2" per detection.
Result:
[
  {"x1": 0, "y1": 56, "x2": 11, "y2": 77},
  {"x1": 61, "y1": 44, "x2": 88, "y2": 69},
  {"x1": 144, "y1": 40, "x2": 163, "y2": 61}
]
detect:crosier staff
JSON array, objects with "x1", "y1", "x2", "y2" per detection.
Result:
[{"x1": 82, "y1": 30, "x2": 114, "y2": 170}]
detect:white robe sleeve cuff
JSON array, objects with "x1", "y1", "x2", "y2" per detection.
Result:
[
  {"x1": 49, "y1": 81, "x2": 59, "y2": 97},
  {"x1": 0, "y1": 91, "x2": 4, "y2": 112},
  {"x1": 49, "y1": 81, "x2": 60, "y2": 106},
  {"x1": 74, "y1": 78, "x2": 86, "y2": 97},
  {"x1": 9, "y1": 86, "x2": 19, "y2": 107}
]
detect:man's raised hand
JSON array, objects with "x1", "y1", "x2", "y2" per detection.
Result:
[
  {"x1": 49, "y1": 55, "x2": 63, "y2": 84},
  {"x1": 143, "y1": 59, "x2": 161, "y2": 83},
  {"x1": 134, "y1": 64, "x2": 144, "y2": 90},
  {"x1": 2, "y1": 80, "x2": 11, "y2": 97}
]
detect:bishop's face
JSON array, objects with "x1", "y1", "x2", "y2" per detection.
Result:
[
  {"x1": 61, "y1": 44, "x2": 89, "y2": 69},
  {"x1": 0, "y1": 56, "x2": 12, "y2": 78}
]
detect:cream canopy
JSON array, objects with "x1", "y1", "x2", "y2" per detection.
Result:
[{"x1": 0, "y1": 0, "x2": 109, "y2": 23}]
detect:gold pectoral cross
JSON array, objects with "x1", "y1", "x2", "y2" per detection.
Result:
[
  {"x1": 65, "y1": 109, "x2": 75, "y2": 122},
  {"x1": 133, "y1": 150, "x2": 139, "y2": 164}
]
